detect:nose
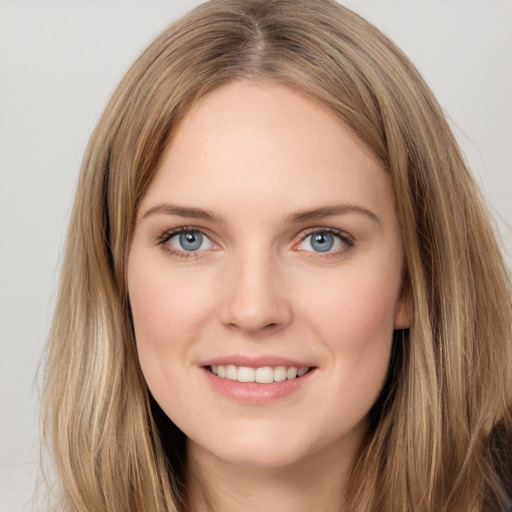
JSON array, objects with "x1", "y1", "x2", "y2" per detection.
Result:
[{"x1": 219, "y1": 253, "x2": 292, "y2": 335}]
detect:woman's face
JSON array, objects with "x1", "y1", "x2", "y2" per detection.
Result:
[{"x1": 128, "y1": 82, "x2": 409, "y2": 470}]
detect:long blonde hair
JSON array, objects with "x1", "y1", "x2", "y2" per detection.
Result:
[{"x1": 42, "y1": 1, "x2": 512, "y2": 510}]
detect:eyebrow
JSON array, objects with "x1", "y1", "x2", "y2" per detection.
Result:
[
  {"x1": 285, "y1": 205, "x2": 381, "y2": 226},
  {"x1": 141, "y1": 203, "x2": 222, "y2": 223},
  {"x1": 140, "y1": 202, "x2": 381, "y2": 226}
]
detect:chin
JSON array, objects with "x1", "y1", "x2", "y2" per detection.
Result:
[
  {"x1": 188, "y1": 421, "x2": 351, "y2": 472},
  {"x1": 214, "y1": 447, "x2": 311, "y2": 470}
]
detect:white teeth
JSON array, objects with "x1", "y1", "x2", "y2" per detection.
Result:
[
  {"x1": 273, "y1": 366, "x2": 287, "y2": 382},
  {"x1": 237, "y1": 366, "x2": 255, "y2": 382},
  {"x1": 210, "y1": 364, "x2": 311, "y2": 383},
  {"x1": 255, "y1": 366, "x2": 274, "y2": 383},
  {"x1": 297, "y1": 366, "x2": 309, "y2": 377},
  {"x1": 286, "y1": 366, "x2": 298, "y2": 379},
  {"x1": 226, "y1": 365, "x2": 237, "y2": 380}
]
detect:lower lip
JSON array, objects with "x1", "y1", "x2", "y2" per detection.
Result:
[{"x1": 202, "y1": 367, "x2": 316, "y2": 404}]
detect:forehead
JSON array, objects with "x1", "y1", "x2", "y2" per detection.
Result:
[{"x1": 141, "y1": 81, "x2": 394, "y2": 221}]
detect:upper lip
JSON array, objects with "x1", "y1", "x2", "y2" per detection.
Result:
[{"x1": 200, "y1": 355, "x2": 315, "y2": 368}]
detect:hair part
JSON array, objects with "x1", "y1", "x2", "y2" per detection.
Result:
[{"x1": 42, "y1": 1, "x2": 512, "y2": 510}]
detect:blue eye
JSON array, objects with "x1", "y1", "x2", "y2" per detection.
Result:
[
  {"x1": 310, "y1": 232, "x2": 335, "y2": 252},
  {"x1": 179, "y1": 232, "x2": 203, "y2": 251},
  {"x1": 298, "y1": 230, "x2": 349, "y2": 253},
  {"x1": 167, "y1": 230, "x2": 214, "y2": 252}
]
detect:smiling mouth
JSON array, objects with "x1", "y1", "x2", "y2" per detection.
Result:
[{"x1": 207, "y1": 364, "x2": 314, "y2": 384}]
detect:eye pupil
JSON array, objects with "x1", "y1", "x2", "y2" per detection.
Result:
[
  {"x1": 179, "y1": 231, "x2": 203, "y2": 251},
  {"x1": 311, "y1": 232, "x2": 334, "y2": 252}
]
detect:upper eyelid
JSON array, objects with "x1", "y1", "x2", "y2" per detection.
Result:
[
  {"x1": 297, "y1": 226, "x2": 354, "y2": 242},
  {"x1": 156, "y1": 227, "x2": 217, "y2": 259},
  {"x1": 293, "y1": 227, "x2": 355, "y2": 254},
  {"x1": 157, "y1": 226, "x2": 215, "y2": 242},
  {"x1": 155, "y1": 225, "x2": 354, "y2": 249}
]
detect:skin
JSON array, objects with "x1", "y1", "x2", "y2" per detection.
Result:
[{"x1": 128, "y1": 81, "x2": 410, "y2": 512}]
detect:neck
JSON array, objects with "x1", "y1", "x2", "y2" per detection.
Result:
[{"x1": 185, "y1": 430, "x2": 363, "y2": 512}]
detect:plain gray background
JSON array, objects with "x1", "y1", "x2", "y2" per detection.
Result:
[{"x1": 1, "y1": 1, "x2": 511, "y2": 510}]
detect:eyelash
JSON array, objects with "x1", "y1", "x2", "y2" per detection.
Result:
[
  {"x1": 155, "y1": 226, "x2": 355, "y2": 259},
  {"x1": 297, "y1": 227, "x2": 355, "y2": 258},
  {"x1": 155, "y1": 226, "x2": 216, "y2": 260}
]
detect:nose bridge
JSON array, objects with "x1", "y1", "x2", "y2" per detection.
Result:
[{"x1": 220, "y1": 245, "x2": 291, "y2": 333}]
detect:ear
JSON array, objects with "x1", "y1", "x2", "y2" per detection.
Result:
[{"x1": 393, "y1": 287, "x2": 412, "y2": 329}]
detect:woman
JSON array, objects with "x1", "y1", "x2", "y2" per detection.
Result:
[{"x1": 42, "y1": 0, "x2": 512, "y2": 510}]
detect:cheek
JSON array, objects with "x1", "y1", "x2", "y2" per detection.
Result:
[
  {"x1": 300, "y1": 261, "x2": 400, "y2": 407},
  {"x1": 344, "y1": 282, "x2": 397, "y2": 340},
  {"x1": 305, "y1": 267, "x2": 400, "y2": 347},
  {"x1": 127, "y1": 256, "x2": 222, "y2": 401},
  {"x1": 129, "y1": 261, "x2": 212, "y2": 344},
  {"x1": 330, "y1": 286, "x2": 395, "y2": 384},
  {"x1": 128, "y1": 272, "x2": 193, "y2": 422}
]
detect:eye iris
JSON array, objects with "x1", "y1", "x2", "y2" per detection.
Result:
[
  {"x1": 311, "y1": 232, "x2": 334, "y2": 252},
  {"x1": 179, "y1": 231, "x2": 203, "y2": 251}
]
